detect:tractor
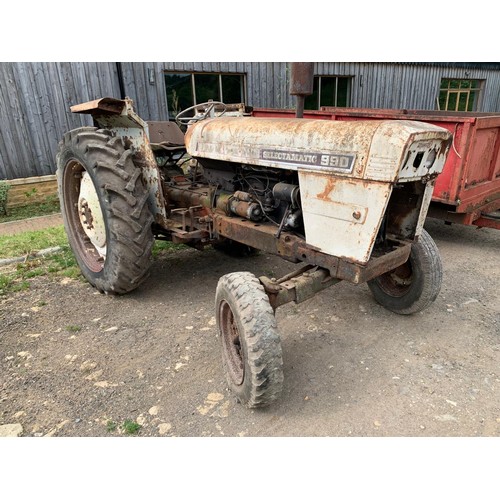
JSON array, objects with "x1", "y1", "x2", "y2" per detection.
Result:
[{"x1": 56, "y1": 64, "x2": 452, "y2": 407}]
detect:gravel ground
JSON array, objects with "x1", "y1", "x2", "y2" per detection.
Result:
[{"x1": 0, "y1": 217, "x2": 498, "y2": 496}]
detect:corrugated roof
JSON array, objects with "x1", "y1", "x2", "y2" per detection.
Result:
[{"x1": 400, "y1": 62, "x2": 500, "y2": 71}]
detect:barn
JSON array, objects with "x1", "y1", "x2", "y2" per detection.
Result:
[{"x1": 1, "y1": 62, "x2": 500, "y2": 181}]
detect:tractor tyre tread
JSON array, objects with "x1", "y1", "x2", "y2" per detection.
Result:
[
  {"x1": 368, "y1": 229, "x2": 442, "y2": 315},
  {"x1": 216, "y1": 271, "x2": 283, "y2": 408},
  {"x1": 56, "y1": 127, "x2": 154, "y2": 295}
]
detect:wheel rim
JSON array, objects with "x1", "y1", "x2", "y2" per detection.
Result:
[
  {"x1": 62, "y1": 160, "x2": 106, "y2": 273},
  {"x1": 376, "y1": 260, "x2": 413, "y2": 297},
  {"x1": 219, "y1": 300, "x2": 244, "y2": 385}
]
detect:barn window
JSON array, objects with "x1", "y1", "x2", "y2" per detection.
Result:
[
  {"x1": 438, "y1": 78, "x2": 483, "y2": 112},
  {"x1": 164, "y1": 72, "x2": 246, "y2": 119},
  {"x1": 305, "y1": 76, "x2": 351, "y2": 110}
]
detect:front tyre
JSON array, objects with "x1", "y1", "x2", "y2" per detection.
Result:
[
  {"x1": 215, "y1": 272, "x2": 284, "y2": 408},
  {"x1": 56, "y1": 127, "x2": 154, "y2": 294},
  {"x1": 367, "y1": 229, "x2": 443, "y2": 315}
]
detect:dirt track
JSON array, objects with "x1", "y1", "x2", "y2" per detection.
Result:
[{"x1": 0, "y1": 218, "x2": 499, "y2": 437}]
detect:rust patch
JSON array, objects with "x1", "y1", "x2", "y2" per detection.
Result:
[
  {"x1": 70, "y1": 97, "x2": 126, "y2": 115},
  {"x1": 317, "y1": 177, "x2": 336, "y2": 201}
]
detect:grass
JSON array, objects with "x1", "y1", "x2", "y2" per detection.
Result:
[
  {"x1": 122, "y1": 420, "x2": 141, "y2": 435},
  {"x1": 0, "y1": 226, "x2": 81, "y2": 296},
  {"x1": 151, "y1": 239, "x2": 185, "y2": 257},
  {"x1": 0, "y1": 226, "x2": 68, "y2": 259},
  {"x1": 0, "y1": 196, "x2": 60, "y2": 223},
  {"x1": 0, "y1": 225, "x2": 187, "y2": 296},
  {"x1": 105, "y1": 419, "x2": 142, "y2": 435},
  {"x1": 106, "y1": 421, "x2": 118, "y2": 432}
]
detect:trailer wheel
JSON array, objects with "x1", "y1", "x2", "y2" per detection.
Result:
[
  {"x1": 56, "y1": 127, "x2": 154, "y2": 294},
  {"x1": 215, "y1": 272, "x2": 284, "y2": 408},
  {"x1": 367, "y1": 229, "x2": 442, "y2": 315}
]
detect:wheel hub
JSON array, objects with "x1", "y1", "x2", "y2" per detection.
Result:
[
  {"x1": 78, "y1": 172, "x2": 106, "y2": 258},
  {"x1": 219, "y1": 300, "x2": 244, "y2": 385},
  {"x1": 378, "y1": 261, "x2": 413, "y2": 296}
]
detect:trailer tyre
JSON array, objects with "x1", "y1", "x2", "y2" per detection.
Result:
[
  {"x1": 216, "y1": 272, "x2": 284, "y2": 408},
  {"x1": 367, "y1": 229, "x2": 442, "y2": 315},
  {"x1": 56, "y1": 127, "x2": 154, "y2": 295}
]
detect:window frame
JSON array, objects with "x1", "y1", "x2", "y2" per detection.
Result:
[
  {"x1": 164, "y1": 71, "x2": 247, "y2": 118},
  {"x1": 305, "y1": 75, "x2": 352, "y2": 110},
  {"x1": 437, "y1": 78, "x2": 484, "y2": 112}
]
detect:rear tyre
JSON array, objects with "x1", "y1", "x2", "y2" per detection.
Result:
[
  {"x1": 367, "y1": 229, "x2": 442, "y2": 315},
  {"x1": 56, "y1": 127, "x2": 154, "y2": 294},
  {"x1": 215, "y1": 272, "x2": 284, "y2": 408}
]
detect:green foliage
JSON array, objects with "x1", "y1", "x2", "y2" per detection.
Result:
[
  {"x1": 24, "y1": 187, "x2": 38, "y2": 198},
  {"x1": 152, "y1": 240, "x2": 184, "y2": 257},
  {"x1": 66, "y1": 325, "x2": 81, "y2": 333},
  {"x1": 0, "y1": 181, "x2": 11, "y2": 216},
  {"x1": 122, "y1": 420, "x2": 141, "y2": 435},
  {"x1": 106, "y1": 421, "x2": 118, "y2": 432},
  {"x1": 0, "y1": 195, "x2": 60, "y2": 223}
]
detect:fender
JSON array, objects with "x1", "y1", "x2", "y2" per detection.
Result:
[{"x1": 70, "y1": 97, "x2": 168, "y2": 226}]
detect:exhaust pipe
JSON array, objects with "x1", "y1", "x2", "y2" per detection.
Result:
[{"x1": 289, "y1": 62, "x2": 314, "y2": 118}]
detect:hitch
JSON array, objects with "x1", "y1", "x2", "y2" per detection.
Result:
[{"x1": 260, "y1": 265, "x2": 339, "y2": 310}]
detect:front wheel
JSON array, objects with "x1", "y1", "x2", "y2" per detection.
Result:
[
  {"x1": 215, "y1": 272, "x2": 284, "y2": 408},
  {"x1": 56, "y1": 127, "x2": 154, "y2": 294},
  {"x1": 367, "y1": 229, "x2": 442, "y2": 315}
]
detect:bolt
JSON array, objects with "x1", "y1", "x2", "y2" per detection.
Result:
[{"x1": 352, "y1": 211, "x2": 361, "y2": 220}]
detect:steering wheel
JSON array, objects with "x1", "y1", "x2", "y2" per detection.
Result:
[{"x1": 175, "y1": 101, "x2": 227, "y2": 126}]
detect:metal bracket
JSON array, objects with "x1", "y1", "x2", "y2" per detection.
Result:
[{"x1": 260, "y1": 265, "x2": 339, "y2": 310}]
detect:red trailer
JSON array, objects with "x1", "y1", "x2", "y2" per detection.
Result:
[{"x1": 252, "y1": 107, "x2": 500, "y2": 230}]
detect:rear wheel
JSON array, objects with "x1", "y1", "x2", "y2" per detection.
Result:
[
  {"x1": 56, "y1": 127, "x2": 154, "y2": 294},
  {"x1": 215, "y1": 272, "x2": 283, "y2": 408},
  {"x1": 367, "y1": 229, "x2": 442, "y2": 315}
]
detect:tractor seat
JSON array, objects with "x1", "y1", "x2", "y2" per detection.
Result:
[{"x1": 147, "y1": 121, "x2": 186, "y2": 152}]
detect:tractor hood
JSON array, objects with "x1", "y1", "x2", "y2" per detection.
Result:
[{"x1": 184, "y1": 116, "x2": 452, "y2": 183}]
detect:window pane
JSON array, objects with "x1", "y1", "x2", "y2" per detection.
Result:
[
  {"x1": 319, "y1": 77, "x2": 336, "y2": 107},
  {"x1": 438, "y1": 90, "x2": 448, "y2": 110},
  {"x1": 304, "y1": 77, "x2": 319, "y2": 110},
  {"x1": 164, "y1": 73, "x2": 193, "y2": 117},
  {"x1": 221, "y1": 74, "x2": 244, "y2": 104},
  {"x1": 447, "y1": 92, "x2": 458, "y2": 111},
  {"x1": 458, "y1": 92, "x2": 468, "y2": 111},
  {"x1": 468, "y1": 91, "x2": 479, "y2": 111},
  {"x1": 440, "y1": 78, "x2": 451, "y2": 90},
  {"x1": 336, "y1": 78, "x2": 350, "y2": 107},
  {"x1": 194, "y1": 74, "x2": 220, "y2": 103}
]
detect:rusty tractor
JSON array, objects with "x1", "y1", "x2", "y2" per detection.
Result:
[{"x1": 56, "y1": 65, "x2": 452, "y2": 408}]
